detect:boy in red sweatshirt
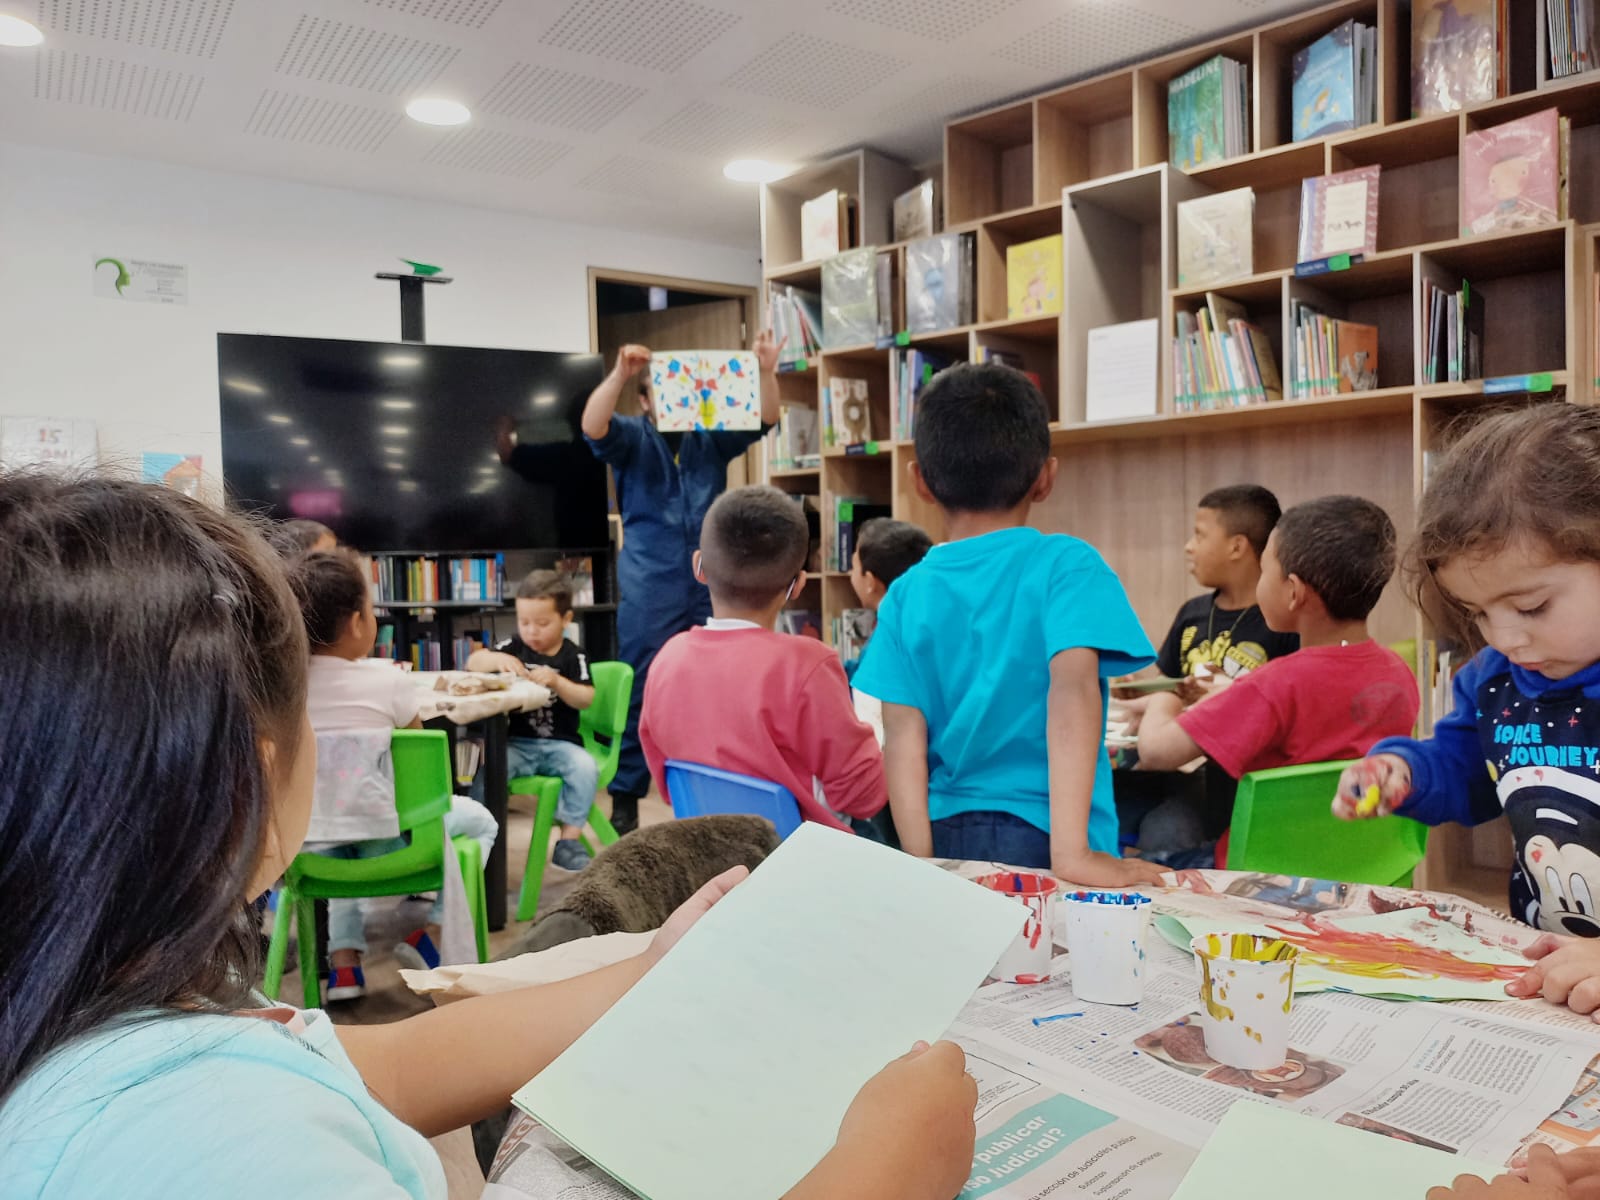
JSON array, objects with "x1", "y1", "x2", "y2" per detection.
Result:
[{"x1": 640, "y1": 485, "x2": 888, "y2": 831}]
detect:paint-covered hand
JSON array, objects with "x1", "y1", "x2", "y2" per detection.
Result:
[
  {"x1": 1426, "y1": 1142, "x2": 1599, "y2": 1198},
  {"x1": 614, "y1": 343, "x2": 651, "y2": 377},
  {"x1": 644, "y1": 864, "x2": 748, "y2": 964},
  {"x1": 754, "y1": 326, "x2": 787, "y2": 373},
  {"x1": 1332, "y1": 753, "x2": 1411, "y2": 819},
  {"x1": 833, "y1": 1041, "x2": 977, "y2": 1200},
  {"x1": 1505, "y1": 934, "x2": 1600, "y2": 1016}
]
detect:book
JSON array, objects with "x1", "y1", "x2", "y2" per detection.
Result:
[
  {"x1": 834, "y1": 499, "x2": 892, "y2": 573},
  {"x1": 905, "y1": 232, "x2": 975, "y2": 333},
  {"x1": 765, "y1": 404, "x2": 820, "y2": 468},
  {"x1": 1168, "y1": 54, "x2": 1249, "y2": 170},
  {"x1": 1005, "y1": 234, "x2": 1063, "y2": 319},
  {"x1": 1412, "y1": 0, "x2": 1500, "y2": 116},
  {"x1": 833, "y1": 379, "x2": 872, "y2": 445},
  {"x1": 1547, "y1": 0, "x2": 1598, "y2": 78},
  {"x1": 892, "y1": 179, "x2": 940, "y2": 241},
  {"x1": 1461, "y1": 108, "x2": 1568, "y2": 236},
  {"x1": 649, "y1": 351, "x2": 761, "y2": 432},
  {"x1": 1292, "y1": 19, "x2": 1377, "y2": 141},
  {"x1": 1173, "y1": 305, "x2": 1281, "y2": 411},
  {"x1": 1176, "y1": 188, "x2": 1254, "y2": 287},
  {"x1": 1297, "y1": 165, "x2": 1380, "y2": 264},
  {"x1": 767, "y1": 282, "x2": 822, "y2": 368},
  {"x1": 799, "y1": 189, "x2": 853, "y2": 261},
  {"x1": 1423, "y1": 278, "x2": 1485, "y2": 383},
  {"x1": 821, "y1": 247, "x2": 879, "y2": 350},
  {"x1": 890, "y1": 348, "x2": 957, "y2": 440},
  {"x1": 553, "y1": 556, "x2": 595, "y2": 607},
  {"x1": 1085, "y1": 319, "x2": 1160, "y2": 422},
  {"x1": 836, "y1": 608, "x2": 877, "y2": 666},
  {"x1": 1334, "y1": 321, "x2": 1379, "y2": 392},
  {"x1": 775, "y1": 609, "x2": 822, "y2": 639},
  {"x1": 874, "y1": 250, "x2": 895, "y2": 343},
  {"x1": 1286, "y1": 304, "x2": 1380, "y2": 398}
]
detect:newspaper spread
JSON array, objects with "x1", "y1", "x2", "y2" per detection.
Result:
[{"x1": 472, "y1": 867, "x2": 1600, "y2": 1198}]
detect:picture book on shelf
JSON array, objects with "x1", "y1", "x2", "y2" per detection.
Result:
[
  {"x1": 1292, "y1": 19, "x2": 1377, "y2": 141},
  {"x1": 1005, "y1": 234, "x2": 1062, "y2": 319},
  {"x1": 1334, "y1": 321, "x2": 1379, "y2": 393},
  {"x1": 1461, "y1": 108, "x2": 1568, "y2": 236},
  {"x1": 800, "y1": 189, "x2": 854, "y2": 261},
  {"x1": 766, "y1": 404, "x2": 820, "y2": 468},
  {"x1": 1176, "y1": 188, "x2": 1254, "y2": 287},
  {"x1": 1412, "y1": 0, "x2": 1500, "y2": 116},
  {"x1": 1297, "y1": 165, "x2": 1380, "y2": 264},
  {"x1": 648, "y1": 352, "x2": 761, "y2": 432},
  {"x1": 905, "y1": 232, "x2": 975, "y2": 334},
  {"x1": 821, "y1": 248, "x2": 879, "y2": 350},
  {"x1": 829, "y1": 377, "x2": 872, "y2": 446},
  {"x1": 892, "y1": 179, "x2": 940, "y2": 241},
  {"x1": 1167, "y1": 54, "x2": 1249, "y2": 170}
]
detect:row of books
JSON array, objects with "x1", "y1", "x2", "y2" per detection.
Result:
[
  {"x1": 890, "y1": 347, "x2": 957, "y2": 442},
  {"x1": 1547, "y1": 0, "x2": 1598, "y2": 78},
  {"x1": 370, "y1": 554, "x2": 505, "y2": 606},
  {"x1": 372, "y1": 630, "x2": 444, "y2": 671},
  {"x1": 769, "y1": 283, "x2": 822, "y2": 368},
  {"x1": 1418, "y1": 642, "x2": 1460, "y2": 737},
  {"x1": 1168, "y1": 54, "x2": 1250, "y2": 170},
  {"x1": 766, "y1": 403, "x2": 820, "y2": 468},
  {"x1": 1173, "y1": 295, "x2": 1283, "y2": 411},
  {"x1": 824, "y1": 497, "x2": 891, "y2": 573},
  {"x1": 1287, "y1": 301, "x2": 1379, "y2": 398},
  {"x1": 1422, "y1": 278, "x2": 1485, "y2": 384}
]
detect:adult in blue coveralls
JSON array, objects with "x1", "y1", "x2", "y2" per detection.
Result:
[{"x1": 581, "y1": 332, "x2": 784, "y2": 833}]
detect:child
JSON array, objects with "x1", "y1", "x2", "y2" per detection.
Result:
[
  {"x1": 1135, "y1": 496, "x2": 1419, "y2": 864},
  {"x1": 849, "y1": 517, "x2": 934, "y2": 616},
  {"x1": 288, "y1": 549, "x2": 499, "y2": 999},
  {"x1": 269, "y1": 517, "x2": 336, "y2": 558},
  {"x1": 1339, "y1": 405, "x2": 1600, "y2": 943},
  {"x1": 0, "y1": 474, "x2": 976, "y2": 1198},
  {"x1": 640, "y1": 485, "x2": 888, "y2": 831},
  {"x1": 466, "y1": 570, "x2": 599, "y2": 873},
  {"x1": 852, "y1": 363, "x2": 1165, "y2": 886}
]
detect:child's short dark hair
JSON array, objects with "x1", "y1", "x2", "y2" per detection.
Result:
[
  {"x1": 1198, "y1": 485, "x2": 1282, "y2": 559},
  {"x1": 268, "y1": 518, "x2": 333, "y2": 559},
  {"x1": 516, "y1": 569, "x2": 573, "y2": 614},
  {"x1": 1273, "y1": 496, "x2": 1396, "y2": 621},
  {"x1": 856, "y1": 518, "x2": 933, "y2": 587},
  {"x1": 287, "y1": 548, "x2": 369, "y2": 649},
  {"x1": 699, "y1": 485, "x2": 809, "y2": 608},
  {"x1": 913, "y1": 363, "x2": 1050, "y2": 513}
]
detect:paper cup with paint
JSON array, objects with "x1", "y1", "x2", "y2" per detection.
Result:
[
  {"x1": 1062, "y1": 891, "x2": 1151, "y2": 1005},
  {"x1": 976, "y1": 872, "x2": 1058, "y2": 984},
  {"x1": 1190, "y1": 933, "x2": 1298, "y2": 1071}
]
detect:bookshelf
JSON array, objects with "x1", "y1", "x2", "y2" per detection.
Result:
[{"x1": 758, "y1": 0, "x2": 1600, "y2": 896}]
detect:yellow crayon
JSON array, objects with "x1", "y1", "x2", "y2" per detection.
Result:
[{"x1": 1356, "y1": 784, "x2": 1381, "y2": 817}]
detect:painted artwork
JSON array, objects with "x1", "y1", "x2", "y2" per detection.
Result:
[
  {"x1": 648, "y1": 352, "x2": 761, "y2": 433},
  {"x1": 141, "y1": 452, "x2": 203, "y2": 498},
  {"x1": 1157, "y1": 908, "x2": 1528, "y2": 1000}
]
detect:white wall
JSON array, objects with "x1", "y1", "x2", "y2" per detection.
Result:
[{"x1": 0, "y1": 141, "x2": 759, "y2": 492}]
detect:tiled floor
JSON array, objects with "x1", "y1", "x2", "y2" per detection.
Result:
[{"x1": 274, "y1": 790, "x2": 674, "y2": 1196}]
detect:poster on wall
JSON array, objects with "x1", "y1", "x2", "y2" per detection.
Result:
[
  {"x1": 92, "y1": 256, "x2": 188, "y2": 305},
  {"x1": 1, "y1": 417, "x2": 98, "y2": 471},
  {"x1": 142, "y1": 453, "x2": 203, "y2": 498}
]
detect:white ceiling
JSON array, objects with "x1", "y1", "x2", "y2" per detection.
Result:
[{"x1": 0, "y1": 0, "x2": 1322, "y2": 251}]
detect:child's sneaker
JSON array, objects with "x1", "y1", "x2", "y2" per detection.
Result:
[
  {"x1": 552, "y1": 839, "x2": 592, "y2": 872},
  {"x1": 325, "y1": 965, "x2": 366, "y2": 1002},
  {"x1": 392, "y1": 929, "x2": 441, "y2": 972}
]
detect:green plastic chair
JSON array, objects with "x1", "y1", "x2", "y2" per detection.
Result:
[
  {"x1": 1226, "y1": 759, "x2": 1429, "y2": 887},
  {"x1": 263, "y1": 728, "x2": 489, "y2": 1008},
  {"x1": 511, "y1": 660, "x2": 632, "y2": 922}
]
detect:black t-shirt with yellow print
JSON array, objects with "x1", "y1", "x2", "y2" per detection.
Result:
[{"x1": 1156, "y1": 592, "x2": 1300, "y2": 680}]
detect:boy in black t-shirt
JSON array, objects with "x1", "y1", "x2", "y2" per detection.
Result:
[{"x1": 467, "y1": 570, "x2": 597, "y2": 872}]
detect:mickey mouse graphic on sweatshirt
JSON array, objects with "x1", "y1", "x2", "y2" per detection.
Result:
[{"x1": 1371, "y1": 648, "x2": 1600, "y2": 936}]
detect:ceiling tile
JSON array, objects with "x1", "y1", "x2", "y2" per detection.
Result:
[
  {"x1": 478, "y1": 63, "x2": 646, "y2": 132},
  {"x1": 274, "y1": 14, "x2": 459, "y2": 95},
  {"x1": 421, "y1": 128, "x2": 572, "y2": 178},
  {"x1": 723, "y1": 32, "x2": 908, "y2": 110},
  {"x1": 358, "y1": 0, "x2": 504, "y2": 26},
  {"x1": 244, "y1": 89, "x2": 402, "y2": 152},
  {"x1": 34, "y1": 0, "x2": 237, "y2": 59},
  {"x1": 643, "y1": 100, "x2": 797, "y2": 158},
  {"x1": 33, "y1": 50, "x2": 205, "y2": 120},
  {"x1": 825, "y1": 0, "x2": 1024, "y2": 43},
  {"x1": 538, "y1": 0, "x2": 742, "y2": 73},
  {"x1": 995, "y1": 4, "x2": 1201, "y2": 74}
]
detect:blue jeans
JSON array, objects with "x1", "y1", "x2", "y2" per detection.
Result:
[
  {"x1": 473, "y1": 737, "x2": 599, "y2": 828},
  {"x1": 931, "y1": 811, "x2": 1050, "y2": 869},
  {"x1": 323, "y1": 796, "x2": 499, "y2": 954}
]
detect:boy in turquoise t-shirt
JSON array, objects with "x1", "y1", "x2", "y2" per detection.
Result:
[{"x1": 853, "y1": 364, "x2": 1166, "y2": 886}]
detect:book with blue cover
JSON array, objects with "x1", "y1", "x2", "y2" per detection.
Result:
[{"x1": 1293, "y1": 21, "x2": 1363, "y2": 140}]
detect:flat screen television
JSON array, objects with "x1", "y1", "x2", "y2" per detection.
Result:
[{"x1": 218, "y1": 334, "x2": 607, "y2": 552}]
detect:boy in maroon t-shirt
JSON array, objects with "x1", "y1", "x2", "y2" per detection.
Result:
[{"x1": 1135, "y1": 495, "x2": 1418, "y2": 860}]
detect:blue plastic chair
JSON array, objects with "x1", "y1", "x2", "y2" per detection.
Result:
[{"x1": 664, "y1": 760, "x2": 803, "y2": 839}]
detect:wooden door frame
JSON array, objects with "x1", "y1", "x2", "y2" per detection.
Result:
[{"x1": 586, "y1": 267, "x2": 759, "y2": 353}]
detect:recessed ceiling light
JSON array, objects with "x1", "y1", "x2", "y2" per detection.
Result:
[
  {"x1": 0, "y1": 15, "x2": 44, "y2": 47},
  {"x1": 289, "y1": 436, "x2": 310, "y2": 447},
  {"x1": 384, "y1": 461, "x2": 403, "y2": 471},
  {"x1": 381, "y1": 353, "x2": 422, "y2": 369},
  {"x1": 723, "y1": 158, "x2": 790, "y2": 184},
  {"x1": 406, "y1": 97, "x2": 470, "y2": 127},
  {"x1": 266, "y1": 413, "x2": 292, "y2": 425},
  {"x1": 381, "y1": 424, "x2": 411, "y2": 436},
  {"x1": 382, "y1": 445, "x2": 405, "y2": 456},
  {"x1": 223, "y1": 376, "x2": 266, "y2": 395},
  {"x1": 379, "y1": 397, "x2": 415, "y2": 410},
  {"x1": 398, "y1": 480, "x2": 419, "y2": 492},
  {"x1": 307, "y1": 455, "x2": 321, "y2": 464}
]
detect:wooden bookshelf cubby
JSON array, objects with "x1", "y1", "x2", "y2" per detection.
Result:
[
  {"x1": 757, "y1": 0, "x2": 1600, "y2": 897},
  {"x1": 759, "y1": 149, "x2": 916, "y2": 273}
]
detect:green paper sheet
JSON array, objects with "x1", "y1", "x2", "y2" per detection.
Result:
[
  {"x1": 512, "y1": 824, "x2": 1026, "y2": 1200},
  {"x1": 1155, "y1": 907, "x2": 1528, "y2": 1001},
  {"x1": 1171, "y1": 1100, "x2": 1499, "y2": 1199}
]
